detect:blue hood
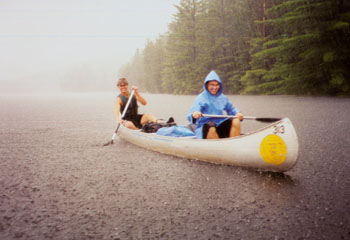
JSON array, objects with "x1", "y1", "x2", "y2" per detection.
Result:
[{"x1": 203, "y1": 70, "x2": 223, "y2": 96}]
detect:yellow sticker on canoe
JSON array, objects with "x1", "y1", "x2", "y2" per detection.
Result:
[{"x1": 260, "y1": 135, "x2": 287, "y2": 165}]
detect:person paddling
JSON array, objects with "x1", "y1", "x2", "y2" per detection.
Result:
[
  {"x1": 187, "y1": 70, "x2": 244, "y2": 139},
  {"x1": 115, "y1": 78, "x2": 157, "y2": 129}
]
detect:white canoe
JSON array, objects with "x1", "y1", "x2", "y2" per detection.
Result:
[{"x1": 117, "y1": 118, "x2": 299, "y2": 172}]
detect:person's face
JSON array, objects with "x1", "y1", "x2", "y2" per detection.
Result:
[
  {"x1": 118, "y1": 83, "x2": 128, "y2": 94},
  {"x1": 206, "y1": 80, "x2": 220, "y2": 95}
]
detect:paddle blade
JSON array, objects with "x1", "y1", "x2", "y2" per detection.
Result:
[
  {"x1": 103, "y1": 125, "x2": 121, "y2": 146},
  {"x1": 103, "y1": 139, "x2": 114, "y2": 146},
  {"x1": 255, "y1": 117, "x2": 281, "y2": 123}
]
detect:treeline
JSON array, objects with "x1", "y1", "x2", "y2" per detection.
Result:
[{"x1": 119, "y1": 0, "x2": 350, "y2": 96}]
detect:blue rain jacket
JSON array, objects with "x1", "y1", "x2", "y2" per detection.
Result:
[{"x1": 186, "y1": 71, "x2": 239, "y2": 139}]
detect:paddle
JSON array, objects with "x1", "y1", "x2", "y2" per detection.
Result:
[
  {"x1": 201, "y1": 114, "x2": 281, "y2": 123},
  {"x1": 103, "y1": 90, "x2": 135, "y2": 146}
]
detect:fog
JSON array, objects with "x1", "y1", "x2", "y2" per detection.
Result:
[{"x1": 0, "y1": 0, "x2": 179, "y2": 93}]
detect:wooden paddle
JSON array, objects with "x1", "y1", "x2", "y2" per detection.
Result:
[
  {"x1": 103, "y1": 90, "x2": 135, "y2": 146},
  {"x1": 201, "y1": 114, "x2": 281, "y2": 123}
]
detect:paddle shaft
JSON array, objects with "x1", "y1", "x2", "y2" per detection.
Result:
[
  {"x1": 201, "y1": 114, "x2": 281, "y2": 123},
  {"x1": 104, "y1": 90, "x2": 135, "y2": 145},
  {"x1": 113, "y1": 89, "x2": 135, "y2": 136}
]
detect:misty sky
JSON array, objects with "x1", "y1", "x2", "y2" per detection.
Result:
[{"x1": 0, "y1": 0, "x2": 179, "y2": 81}]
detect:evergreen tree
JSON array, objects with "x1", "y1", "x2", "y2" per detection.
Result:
[
  {"x1": 118, "y1": 49, "x2": 145, "y2": 90},
  {"x1": 143, "y1": 36, "x2": 167, "y2": 93},
  {"x1": 119, "y1": 0, "x2": 350, "y2": 96},
  {"x1": 162, "y1": 0, "x2": 205, "y2": 94},
  {"x1": 202, "y1": 0, "x2": 258, "y2": 93},
  {"x1": 242, "y1": 0, "x2": 350, "y2": 95}
]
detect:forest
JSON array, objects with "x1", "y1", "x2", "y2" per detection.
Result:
[{"x1": 119, "y1": 0, "x2": 350, "y2": 96}]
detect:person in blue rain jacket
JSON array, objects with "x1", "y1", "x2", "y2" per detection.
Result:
[{"x1": 187, "y1": 70, "x2": 244, "y2": 139}]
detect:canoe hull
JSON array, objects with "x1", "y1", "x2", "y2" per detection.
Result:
[{"x1": 118, "y1": 118, "x2": 299, "y2": 172}]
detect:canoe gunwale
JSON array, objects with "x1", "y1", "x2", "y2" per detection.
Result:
[
  {"x1": 119, "y1": 118, "x2": 286, "y2": 141},
  {"x1": 117, "y1": 118, "x2": 299, "y2": 172}
]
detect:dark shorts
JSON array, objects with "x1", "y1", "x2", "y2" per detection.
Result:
[
  {"x1": 125, "y1": 114, "x2": 144, "y2": 129},
  {"x1": 202, "y1": 119, "x2": 232, "y2": 139}
]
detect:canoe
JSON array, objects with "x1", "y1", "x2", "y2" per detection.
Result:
[{"x1": 117, "y1": 118, "x2": 299, "y2": 172}]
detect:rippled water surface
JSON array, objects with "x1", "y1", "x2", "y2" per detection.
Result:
[{"x1": 0, "y1": 92, "x2": 349, "y2": 239}]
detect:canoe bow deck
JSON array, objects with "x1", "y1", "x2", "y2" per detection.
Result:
[{"x1": 117, "y1": 118, "x2": 299, "y2": 172}]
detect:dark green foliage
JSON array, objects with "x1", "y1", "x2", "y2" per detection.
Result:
[
  {"x1": 119, "y1": 0, "x2": 350, "y2": 96},
  {"x1": 161, "y1": 0, "x2": 204, "y2": 94},
  {"x1": 242, "y1": 0, "x2": 350, "y2": 96}
]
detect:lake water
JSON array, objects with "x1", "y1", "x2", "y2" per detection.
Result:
[{"x1": 0, "y1": 92, "x2": 349, "y2": 239}]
